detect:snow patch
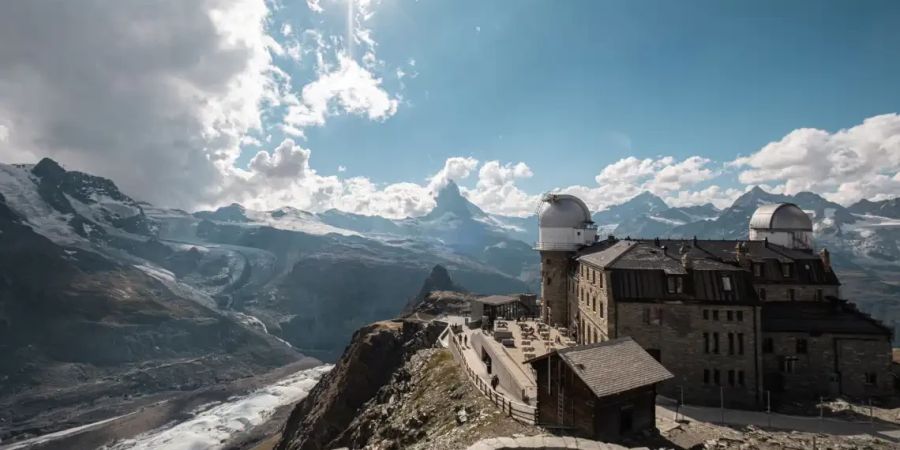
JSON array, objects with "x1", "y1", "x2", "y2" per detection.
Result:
[
  {"x1": 0, "y1": 163, "x2": 84, "y2": 244},
  {"x1": 103, "y1": 365, "x2": 332, "y2": 450}
]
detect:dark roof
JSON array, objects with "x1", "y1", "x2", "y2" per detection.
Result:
[
  {"x1": 527, "y1": 337, "x2": 673, "y2": 398},
  {"x1": 475, "y1": 295, "x2": 520, "y2": 306},
  {"x1": 653, "y1": 239, "x2": 840, "y2": 286},
  {"x1": 762, "y1": 301, "x2": 891, "y2": 336},
  {"x1": 576, "y1": 240, "x2": 634, "y2": 268}
]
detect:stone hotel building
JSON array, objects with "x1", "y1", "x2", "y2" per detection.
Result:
[{"x1": 536, "y1": 195, "x2": 894, "y2": 408}]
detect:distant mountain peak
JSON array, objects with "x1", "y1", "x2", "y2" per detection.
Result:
[
  {"x1": 32, "y1": 157, "x2": 67, "y2": 181},
  {"x1": 426, "y1": 180, "x2": 485, "y2": 220}
]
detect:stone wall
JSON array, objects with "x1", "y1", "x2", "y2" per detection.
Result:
[
  {"x1": 761, "y1": 332, "x2": 894, "y2": 403},
  {"x1": 572, "y1": 262, "x2": 612, "y2": 344},
  {"x1": 541, "y1": 251, "x2": 572, "y2": 327},
  {"x1": 616, "y1": 302, "x2": 762, "y2": 408},
  {"x1": 755, "y1": 283, "x2": 839, "y2": 302}
]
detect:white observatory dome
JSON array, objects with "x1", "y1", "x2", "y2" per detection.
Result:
[
  {"x1": 535, "y1": 194, "x2": 597, "y2": 251},
  {"x1": 749, "y1": 203, "x2": 813, "y2": 250},
  {"x1": 538, "y1": 194, "x2": 592, "y2": 228}
]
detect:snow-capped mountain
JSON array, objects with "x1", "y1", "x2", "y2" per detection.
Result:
[
  {"x1": 0, "y1": 158, "x2": 532, "y2": 363},
  {"x1": 592, "y1": 191, "x2": 669, "y2": 227},
  {"x1": 849, "y1": 198, "x2": 900, "y2": 219}
]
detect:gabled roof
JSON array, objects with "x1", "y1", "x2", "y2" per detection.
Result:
[{"x1": 527, "y1": 337, "x2": 673, "y2": 398}]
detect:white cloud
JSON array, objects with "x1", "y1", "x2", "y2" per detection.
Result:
[
  {"x1": 306, "y1": 0, "x2": 324, "y2": 13},
  {"x1": 283, "y1": 54, "x2": 398, "y2": 133},
  {"x1": 565, "y1": 156, "x2": 721, "y2": 211},
  {"x1": 733, "y1": 113, "x2": 900, "y2": 204},
  {"x1": 337, "y1": 165, "x2": 347, "y2": 172},
  {"x1": 0, "y1": 0, "x2": 276, "y2": 208},
  {"x1": 462, "y1": 161, "x2": 541, "y2": 217},
  {"x1": 665, "y1": 185, "x2": 742, "y2": 209},
  {"x1": 426, "y1": 156, "x2": 479, "y2": 192}
]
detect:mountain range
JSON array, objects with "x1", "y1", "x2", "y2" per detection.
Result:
[{"x1": 2, "y1": 156, "x2": 899, "y2": 443}]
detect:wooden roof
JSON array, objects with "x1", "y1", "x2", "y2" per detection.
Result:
[{"x1": 527, "y1": 337, "x2": 673, "y2": 398}]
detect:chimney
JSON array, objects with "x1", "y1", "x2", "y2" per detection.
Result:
[
  {"x1": 764, "y1": 237, "x2": 769, "y2": 248},
  {"x1": 682, "y1": 252, "x2": 693, "y2": 270},
  {"x1": 661, "y1": 245, "x2": 667, "y2": 256},
  {"x1": 820, "y1": 248, "x2": 832, "y2": 272},
  {"x1": 736, "y1": 241, "x2": 751, "y2": 270},
  {"x1": 654, "y1": 237, "x2": 661, "y2": 247}
]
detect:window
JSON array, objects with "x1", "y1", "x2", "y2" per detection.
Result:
[
  {"x1": 714, "y1": 369, "x2": 721, "y2": 386},
  {"x1": 599, "y1": 301, "x2": 604, "y2": 318},
  {"x1": 721, "y1": 275, "x2": 733, "y2": 292},
  {"x1": 796, "y1": 338, "x2": 808, "y2": 354},
  {"x1": 728, "y1": 333, "x2": 735, "y2": 355},
  {"x1": 598, "y1": 271, "x2": 603, "y2": 288},
  {"x1": 643, "y1": 307, "x2": 662, "y2": 325},
  {"x1": 782, "y1": 263, "x2": 793, "y2": 278},
  {"x1": 753, "y1": 263, "x2": 764, "y2": 277},
  {"x1": 727, "y1": 311, "x2": 734, "y2": 321},
  {"x1": 788, "y1": 288, "x2": 796, "y2": 301},
  {"x1": 704, "y1": 332, "x2": 710, "y2": 354},
  {"x1": 713, "y1": 310, "x2": 719, "y2": 321},
  {"x1": 738, "y1": 333, "x2": 745, "y2": 355},
  {"x1": 865, "y1": 373, "x2": 877, "y2": 386},
  {"x1": 759, "y1": 288, "x2": 767, "y2": 301},
  {"x1": 763, "y1": 338, "x2": 774, "y2": 353},
  {"x1": 547, "y1": 276, "x2": 552, "y2": 286},
  {"x1": 780, "y1": 356, "x2": 798, "y2": 374},
  {"x1": 704, "y1": 369, "x2": 710, "y2": 384},
  {"x1": 738, "y1": 370, "x2": 745, "y2": 386},
  {"x1": 737, "y1": 311, "x2": 744, "y2": 322},
  {"x1": 591, "y1": 269, "x2": 595, "y2": 283},
  {"x1": 703, "y1": 309, "x2": 709, "y2": 320},
  {"x1": 667, "y1": 276, "x2": 684, "y2": 294},
  {"x1": 713, "y1": 332, "x2": 720, "y2": 354},
  {"x1": 728, "y1": 369, "x2": 735, "y2": 387}
]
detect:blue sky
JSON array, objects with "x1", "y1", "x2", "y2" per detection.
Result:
[
  {"x1": 1, "y1": 0, "x2": 899, "y2": 216},
  {"x1": 244, "y1": 0, "x2": 900, "y2": 201}
]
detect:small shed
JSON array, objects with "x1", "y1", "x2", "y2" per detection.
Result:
[
  {"x1": 470, "y1": 295, "x2": 536, "y2": 326},
  {"x1": 526, "y1": 337, "x2": 673, "y2": 441}
]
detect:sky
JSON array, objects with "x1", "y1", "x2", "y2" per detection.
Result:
[{"x1": 0, "y1": 0, "x2": 899, "y2": 218}]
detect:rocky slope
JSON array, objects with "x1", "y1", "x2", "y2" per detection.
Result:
[
  {"x1": 0, "y1": 158, "x2": 532, "y2": 365},
  {"x1": 275, "y1": 319, "x2": 446, "y2": 450},
  {"x1": 0, "y1": 174, "x2": 310, "y2": 444}
]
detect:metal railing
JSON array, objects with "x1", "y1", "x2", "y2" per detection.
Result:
[{"x1": 448, "y1": 330, "x2": 538, "y2": 424}]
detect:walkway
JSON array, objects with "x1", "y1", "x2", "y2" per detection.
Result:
[
  {"x1": 445, "y1": 324, "x2": 538, "y2": 424},
  {"x1": 656, "y1": 398, "x2": 900, "y2": 443}
]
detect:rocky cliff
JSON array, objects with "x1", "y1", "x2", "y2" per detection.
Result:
[
  {"x1": 275, "y1": 319, "x2": 445, "y2": 450},
  {"x1": 274, "y1": 317, "x2": 542, "y2": 450}
]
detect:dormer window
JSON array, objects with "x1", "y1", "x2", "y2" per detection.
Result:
[
  {"x1": 666, "y1": 276, "x2": 684, "y2": 294},
  {"x1": 752, "y1": 263, "x2": 763, "y2": 277},
  {"x1": 781, "y1": 263, "x2": 793, "y2": 278},
  {"x1": 721, "y1": 275, "x2": 733, "y2": 292}
]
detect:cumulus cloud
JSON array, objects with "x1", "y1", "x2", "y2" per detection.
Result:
[
  {"x1": 247, "y1": 139, "x2": 311, "y2": 178},
  {"x1": 0, "y1": 0, "x2": 276, "y2": 208},
  {"x1": 562, "y1": 156, "x2": 721, "y2": 211},
  {"x1": 283, "y1": 55, "x2": 398, "y2": 134},
  {"x1": 733, "y1": 113, "x2": 900, "y2": 204},
  {"x1": 462, "y1": 161, "x2": 541, "y2": 217},
  {"x1": 665, "y1": 185, "x2": 743, "y2": 209},
  {"x1": 427, "y1": 157, "x2": 479, "y2": 192}
]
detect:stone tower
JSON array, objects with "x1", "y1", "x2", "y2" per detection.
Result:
[{"x1": 535, "y1": 194, "x2": 596, "y2": 327}]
